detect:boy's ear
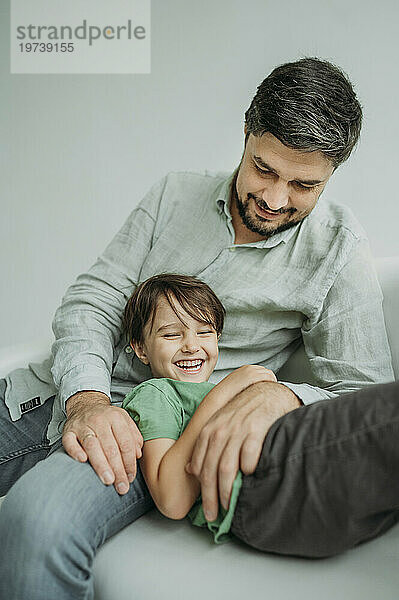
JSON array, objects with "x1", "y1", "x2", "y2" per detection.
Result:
[{"x1": 130, "y1": 341, "x2": 150, "y2": 365}]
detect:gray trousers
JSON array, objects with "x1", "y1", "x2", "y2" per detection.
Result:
[{"x1": 231, "y1": 380, "x2": 399, "y2": 557}]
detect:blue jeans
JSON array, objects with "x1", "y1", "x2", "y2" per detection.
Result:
[{"x1": 0, "y1": 379, "x2": 154, "y2": 600}]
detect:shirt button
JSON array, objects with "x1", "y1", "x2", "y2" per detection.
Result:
[{"x1": 125, "y1": 345, "x2": 133, "y2": 354}]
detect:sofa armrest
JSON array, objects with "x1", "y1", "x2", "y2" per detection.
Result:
[{"x1": 0, "y1": 337, "x2": 53, "y2": 379}]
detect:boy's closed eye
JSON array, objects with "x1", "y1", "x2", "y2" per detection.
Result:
[{"x1": 162, "y1": 330, "x2": 215, "y2": 339}]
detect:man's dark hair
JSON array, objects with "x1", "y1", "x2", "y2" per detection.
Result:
[
  {"x1": 245, "y1": 57, "x2": 363, "y2": 167},
  {"x1": 123, "y1": 273, "x2": 226, "y2": 345}
]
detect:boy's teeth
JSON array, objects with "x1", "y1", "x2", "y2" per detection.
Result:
[
  {"x1": 175, "y1": 359, "x2": 203, "y2": 370},
  {"x1": 175, "y1": 360, "x2": 203, "y2": 367}
]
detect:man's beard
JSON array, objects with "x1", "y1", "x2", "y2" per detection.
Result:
[{"x1": 234, "y1": 187, "x2": 302, "y2": 239}]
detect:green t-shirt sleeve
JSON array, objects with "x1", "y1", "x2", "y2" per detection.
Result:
[{"x1": 122, "y1": 382, "x2": 183, "y2": 441}]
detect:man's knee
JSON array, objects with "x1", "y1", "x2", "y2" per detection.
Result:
[
  {"x1": 0, "y1": 447, "x2": 153, "y2": 552},
  {"x1": 0, "y1": 452, "x2": 90, "y2": 551},
  {"x1": 0, "y1": 453, "x2": 102, "y2": 599}
]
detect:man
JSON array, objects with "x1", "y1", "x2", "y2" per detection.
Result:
[{"x1": 0, "y1": 57, "x2": 395, "y2": 598}]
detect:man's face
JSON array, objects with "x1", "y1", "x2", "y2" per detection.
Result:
[
  {"x1": 132, "y1": 295, "x2": 219, "y2": 383},
  {"x1": 234, "y1": 132, "x2": 335, "y2": 239}
]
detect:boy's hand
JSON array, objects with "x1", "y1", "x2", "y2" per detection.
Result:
[
  {"x1": 63, "y1": 391, "x2": 143, "y2": 495},
  {"x1": 231, "y1": 364, "x2": 277, "y2": 386}
]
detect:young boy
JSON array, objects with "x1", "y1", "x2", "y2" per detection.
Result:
[{"x1": 122, "y1": 273, "x2": 276, "y2": 542}]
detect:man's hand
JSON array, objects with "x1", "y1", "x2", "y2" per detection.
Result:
[
  {"x1": 186, "y1": 381, "x2": 301, "y2": 521},
  {"x1": 63, "y1": 391, "x2": 143, "y2": 495}
]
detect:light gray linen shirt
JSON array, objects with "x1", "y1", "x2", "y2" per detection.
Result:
[{"x1": 4, "y1": 170, "x2": 394, "y2": 443}]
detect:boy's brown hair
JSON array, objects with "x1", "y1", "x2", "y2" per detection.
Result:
[{"x1": 123, "y1": 273, "x2": 226, "y2": 345}]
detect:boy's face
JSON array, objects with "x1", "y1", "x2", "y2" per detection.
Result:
[{"x1": 132, "y1": 295, "x2": 219, "y2": 383}]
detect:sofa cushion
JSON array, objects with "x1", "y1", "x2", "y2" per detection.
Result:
[{"x1": 93, "y1": 507, "x2": 399, "y2": 600}]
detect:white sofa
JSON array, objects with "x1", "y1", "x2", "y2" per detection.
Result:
[{"x1": 1, "y1": 257, "x2": 399, "y2": 599}]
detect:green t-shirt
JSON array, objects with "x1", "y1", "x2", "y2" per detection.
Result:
[{"x1": 122, "y1": 378, "x2": 242, "y2": 543}]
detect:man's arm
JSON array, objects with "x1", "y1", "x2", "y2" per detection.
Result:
[
  {"x1": 139, "y1": 366, "x2": 277, "y2": 519},
  {"x1": 51, "y1": 177, "x2": 167, "y2": 493},
  {"x1": 281, "y1": 238, "x2": 394, "y2": 405}
]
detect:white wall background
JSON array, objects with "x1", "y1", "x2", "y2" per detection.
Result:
[{"x1": 1, "y1": 0, "x2": 398, "y2": 350}]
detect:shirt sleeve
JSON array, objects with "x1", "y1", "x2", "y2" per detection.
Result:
[
  {"x1": 122, "y1": 383, "x2": 183, "y2": 441},
  {"x1": 281, "y1": 237, "x2": 395, "y2": 405},
  {"x1": 50, "y1": 176, "x2": 168, "y2": 411}
]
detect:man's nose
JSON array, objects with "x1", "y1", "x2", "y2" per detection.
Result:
[{"x1": 262, "y1": 180, "x2": 289, "y2": 210}]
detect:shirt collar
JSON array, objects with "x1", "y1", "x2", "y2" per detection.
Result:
[{"x1": 215, "y1": 170, "x2": 301, "y2": 249}]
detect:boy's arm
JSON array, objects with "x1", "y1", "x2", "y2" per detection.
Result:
[{"x1": 140, "y1": 365, "x2": 276, "y2": 520}]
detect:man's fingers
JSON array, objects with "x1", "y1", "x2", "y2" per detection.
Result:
[
  {"x1": 217, "y1": 440, "x2": 240, "y2": 511},
  {"x1": 130, "y1": 419, "x2": 144, "y2": 459},
  {"x1": 240, "y1": 431, "x2": 265, "y2": 474},
  {"x1": 62, "y1": 430, "x2": 88, "y2": 462},
  {"x1": 199, "y1": 467, "x2": 220, "y2": 522},
  {"x1": 94, "y1": 428, "x2": 132, "y2": 494},
  {"x1": 189, "y1": 429, "x2": 210, "y2": 477},
  {"x1": 79, "y1": 430, "x2": 116, "y2": 486},
  {"x1": 111, "y1": 420, "x2": 138, "y2": 482},
  {"x1": 197, "y1": 432, "x2": 227, "y2": 522}
]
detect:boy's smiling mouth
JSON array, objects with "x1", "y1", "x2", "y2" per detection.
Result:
[{"x1": 174, "y1": 359, "x2": 204, "y2": 374}]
